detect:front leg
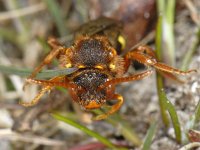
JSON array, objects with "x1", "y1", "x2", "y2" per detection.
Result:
[
  {"x1": 20, "y1": 76, "x2": 76, "y2": 107},
  {"x1": 93, "y1": 94, "x2": 123, "y2": 120},
  {"x1": 27, "y1": 37, "x2": 65, "y2": 80},
  {"x1": 20, "y1": 86, "x2": 52, "y2": 107},
  {"x1": 20, "y1": 76, "x2": 64, "y2": 107},
  {"x1": 124, "y1": 45, "x2": 196, "y2": 77}
]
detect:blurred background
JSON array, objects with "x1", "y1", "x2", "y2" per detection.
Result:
[{"x1": 0, "y1": 0, "x2": 200, "y2": 150}]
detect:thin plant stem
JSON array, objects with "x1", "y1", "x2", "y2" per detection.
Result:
[
  {"x1": 156, "y1": 14, "x2": 170, "y2": 127},
  {"x1": 142, "y1": 121, "x2": 157, "y2": 150}
]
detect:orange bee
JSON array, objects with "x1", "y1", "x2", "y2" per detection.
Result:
[{"x1": 21, "y1": 17, "x2": 196, "y2": 120}]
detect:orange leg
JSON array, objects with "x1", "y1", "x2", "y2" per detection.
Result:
[
  {"x1": 125, "y1": 45, "x2": 196, "y2": 77},
  {"x1": 28, "y1": 37, "x2": 65, "y2": 79},
  {"x1": 23, "y1": 37, "x2": 67, "y2": 91},
  {"x1": 100, "y1": 70, "x2": 153, "y2": 88},
  {"x1": 20, "y1": 76, "x2": 75, "y2": 107},
  {"x1": 93, "y1": 94, "x2": 124, "y2": 120},
  {"x1": 133, "y1": 45, "x2": 157, "y2": 57},
  {"x1": 20, "y1": 86, "x2": 52, "y2": 107},
  {"x1": 24, "y1": 76, "x2": 77, "y2": 89}
]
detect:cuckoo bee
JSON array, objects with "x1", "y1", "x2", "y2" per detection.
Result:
[{"x1": 21, "y1": 17, "x2": 196, "y2": 120}]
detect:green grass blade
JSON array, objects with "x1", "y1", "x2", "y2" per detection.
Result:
[
  {"x1": 51, "y1": 112, "x2": 127, "y2": 150},
  {"x1": 0, "y1": 65, "x2": 77, "y2": 79},
  {"x1": 156, "y1": 13, "x2": 170, "y2": 127},
  {"x1": 166, "y1": 0, "x2": 175, "y2": 25},
  {"x1": 156, "y1": 1, "x2": 181, "y2": 143},
  {"x1": 142, "y1": 121, "x2": 157, "y2": 150},
  {"x1": 44, "y1": 0, "x2": 68, "y2": 37},
  {"x1": 166, "y1": 0, "x2": 176, "y2": 53},
  {"x1": 155, "y1": 68, "x2": 181, "y2": 143},
  {"x1": 156, "y1": 75, "x2": 181, "y2": 143},
  {"x1": 161, "y1": 90, "x2": 182, "y2": 143},
  {"x1": 157, "y1": 0, "x2": 176, "y2": 66},
  {"x1": 156, "y1": 74, "x2": 170, "y2": 127}
]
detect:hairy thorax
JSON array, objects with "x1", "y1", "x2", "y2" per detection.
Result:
[{"x1": 70, "y1": 36, "x2": 115, "y2": 68}]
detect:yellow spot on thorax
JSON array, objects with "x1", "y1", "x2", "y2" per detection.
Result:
[
  {"x1": 78, "y1": 65, "x2": 86, "y2": 69},
  {"x1": 95, "y1": 65, "x2": 104, "y2": 70},
  {"x1": 65, "y1": 63, "x2": 72, "y2": 68},
  {"x1": 109, "y1": 63, "x2": 116, "y2": 70},
  {"x1": 117, "y1": 35, "x2": 126, "y2": 50}
]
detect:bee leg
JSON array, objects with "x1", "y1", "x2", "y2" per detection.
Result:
[
  {"x1": 23, "y1": 38, "x2": 66, "y2": 90},
  {"x1": 93, "y1": 94, "x2": 123, "y2": 120},
  {"x1": 29, "y1": 38, "x2": 65, "y2": 79},
  {"x1": 20, "y1": 86, "x2": 52, "y2": 107},
  {"x1": 100, "y1": 70, "x2": 152, "y2": 88},
  {"x1": 20, "y1": 76, "x2": 72, "y2": 107},
  {"x1": 124, "y1": 45, "x2": 196, "y2": 81}
]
